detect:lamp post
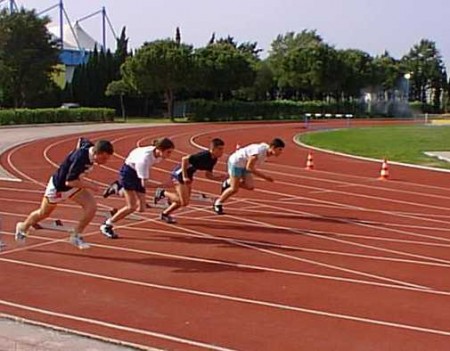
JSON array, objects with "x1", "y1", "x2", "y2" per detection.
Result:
[{"x1": 404, "y1": 73, "x2": 411, "y2": 102}]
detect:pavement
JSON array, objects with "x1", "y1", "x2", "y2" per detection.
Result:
[
  {"x1": 0, "y1": 317, "x2": 147, "y2": 351},
  {"x1": 0, "y1": 123, "x2": 149, "y2": 181},
  {"x1": 424, "y1": 151, "x2": 450, "y2": 162}
]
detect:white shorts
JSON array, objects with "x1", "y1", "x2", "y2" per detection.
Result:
[{"x1": 44, "y1": 177, "x2": 81, "y2": 204}]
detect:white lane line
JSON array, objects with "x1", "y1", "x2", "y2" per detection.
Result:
[
  {"x1": 3, "y1": 144, "x2": 444, "y2": 296},
  {"x1": 212, "y1": 203, "x2": 450, "y2": 266},
  {"x1": 189, "y1": 215, "x2": 450, "y2": 249},
  {"x1": 1, "y1": 261, "x2": 450, "y2": 337},
  {"x1": 235, "y1": 192, "x2": 450, "y2": 245},
  {"x1": 0, "y1": 190, "x2": 441, "y2": 289},
  {"x1": 2, "y1": 222, "x2": 450, "y2": 295},
  {"x1": 213, "y1": 205, "x2": 450, "y2": 235}
]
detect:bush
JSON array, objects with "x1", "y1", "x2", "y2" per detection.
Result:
[
  {"x1": 409, "y1": 101, "x2": 440, "y2": 114},
  {"x1": 0, "y1": 108, "x2": 115, "y2": 125},
  {"x1": 186, "y1": 100, "x2": 364, "y2": 122}
]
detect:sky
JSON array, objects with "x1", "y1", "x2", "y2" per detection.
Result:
[{"x1": 6, "y1": 0, "x2": 450, "y2": 70}]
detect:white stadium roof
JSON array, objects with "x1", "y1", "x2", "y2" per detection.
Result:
[{"x1": 47, "y1": 22, "x2": 99, "y2": 51}]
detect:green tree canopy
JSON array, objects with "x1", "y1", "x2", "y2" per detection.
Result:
[
  {"x1": 0, "y1": 8, "x2": 60, "y2": 107},
  {"x1": 194, "y1": 42, "x2": 256, "y2": 99},
  {"x1": 268, "y1": 30, "x2": 342, "y2": 99},
  {"x1": 121, "y1": 38, "x2": 194, "y2": 119},
  {"x1": 401, "y1": 39, "x2": 447, "y2": 108}
]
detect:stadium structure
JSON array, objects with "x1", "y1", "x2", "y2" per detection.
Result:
[{"x1": 0, "y1": 0, "x2": 117, "y2": 84}]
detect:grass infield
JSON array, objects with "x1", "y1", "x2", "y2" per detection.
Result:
[{"x1": 298, "y1": 125, "x2": 450, "y2": 169}]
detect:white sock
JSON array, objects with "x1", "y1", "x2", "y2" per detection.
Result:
[
  {"x1": 105, "y1": 218, "x2": 113, "y2": 226},
  {"x1": 214, "y1": 200, "x2": 222, "y2": 206}
]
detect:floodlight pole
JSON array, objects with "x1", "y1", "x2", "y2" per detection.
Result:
[
  {"x1": 76, "y1": 6, "x2": 117, "y2": 51},
  {"x1": 0, "y1": 0, "x2": 18, "y2": 13},
  {"x1": 9, "y1": 0, "x2": 16, "y2": 13},
  {"x1": 102, "y1": 6, "x2": 106, "y2": 50},
  {"x1": 59, "y1": 0, "x2": 64, "y2": 48},
  {"x1": 404, "y1": 73, "x2": 411, "y2": 103}
]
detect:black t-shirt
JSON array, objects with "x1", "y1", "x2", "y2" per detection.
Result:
[{"x1": 185, "y1": 150, "x2": 217, "y2": 178}]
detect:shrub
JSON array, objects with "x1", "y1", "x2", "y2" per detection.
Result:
[{"x1": 0, "y1": 108, "x2": 115, "y2": 125}]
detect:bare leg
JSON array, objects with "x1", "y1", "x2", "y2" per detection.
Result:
[
  {"x1": 70, "y1": 189, "x2": 97, "y2": 234},
  {"x1": 109, "y1": 190, "x2": 139, "y2": 224},
  {"x1": 21, "y1": 197, "x2": 57, "y2": 233},
  {"x1": 216, "y1": 176, "x2": 242, "y2": 204},
  {"x1": 137, "y1": 192, "x2": 147, "y2": 212},
  {"x1": 163, "y1": 183, "x2": 191, "y2": 215}
]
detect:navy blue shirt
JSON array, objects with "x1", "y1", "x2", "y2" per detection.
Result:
[{"x1": 52, "y1": 141, "x2": 94, "y2": 192}]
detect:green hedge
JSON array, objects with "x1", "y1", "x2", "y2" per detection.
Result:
[
  {"x1": 186, "y1": 100, "x2": 364, "y2": 122},
  {"x1": 409, "y1": 101, "x2": 440, "y2": 114},
  {"x1": 0, "y1": 108, "x2": 115, "y2": 125}
]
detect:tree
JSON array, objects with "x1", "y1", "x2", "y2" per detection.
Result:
[
  {"x1": 371, "y1": 51, "x2": 401, "y2": 93},
  {"x1": 106, "y1": 80, "x2": 133, "y2": 120},
  {"x1": 337, "y1": 49, "x2": 374, "y2": 99},
  {"x1": 194, "y1": 42, "x2": 256, "y2": 99},
  {"x1": 236, "y1": 60, "x2": 275, "y2": 101},
  {"x1": 268, "y1": 30, "x2": 341, "y2": 99},
  {"x1": 175, "y1": 27, "x2": 181, "y2": 45},
  {"x1": 67, "y1": 27, "x2": 131, "y2": 108},
  {"x1": 115, "y1": 26, "x2": 129, "y2": 69},
  {"x1": 402, "y1": 39, "x2": 447, "y2": 109},
  {"x1": 0, "y1": 8, "x2": 60, "y2": 107},
  {"x1": 121, "y1": 39, "x2": 194, "y2": 119}
]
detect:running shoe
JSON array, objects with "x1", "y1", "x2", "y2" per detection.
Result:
[
  {"x1": 100, "y1": 224, "x2": 119, "y2": 239},
  {"x1": 160, "y1": 213, "x2": 176, "y2": 224},
  {"x1": 220, "y1": 180, "x2": 230, "y2": 194},
  {"x1": 103, "y1": 181, "x2": 120, "y2": 198},
  {"x1": 154, "y1": 187, "x2": 166, "y2": 204},
  {"x1": 213, "y1": 203, "x2": 224, "y2": 215},
  {"x1": 15, "y1": 222, "x2": 27, "y2": 243},
  {"x1": 69, "y1": 234, "x2": 90, "y2": 249}
]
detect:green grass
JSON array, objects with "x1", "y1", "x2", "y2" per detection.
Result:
[{"x1": 298, "y1": 125, "x2": 450, "y2": 169}]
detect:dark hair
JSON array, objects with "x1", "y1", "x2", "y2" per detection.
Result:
[
  {"x1": 93, "y1": 140, "x2": 114, "y2": 155},
  {"x1": 270, "y1": 138, "x2": 285, "y2": 148},
  {"x1": 210, "y1": 138, "x2": 225, "y2": 148},
  {"x1": 153, "y1": 137, "x2": 175, "y2": 151}
]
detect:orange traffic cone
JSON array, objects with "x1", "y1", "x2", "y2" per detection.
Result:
[
  {"x1": 379, "y1": 159, "x2": 389, "y2": 180},
  {"x1": 305, "y1": 152, "x2": 314, "y2": 170}
]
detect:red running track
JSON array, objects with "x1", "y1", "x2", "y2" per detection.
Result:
[{"x1": 0, "y1": 121, "x2": 449, "y2": 350}]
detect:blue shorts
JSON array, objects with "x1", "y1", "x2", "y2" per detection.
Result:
[
  {"x1": 228, "y1": 160, "x2": 248, "y2": 178},
  {"x1": 119, "y1": 164, "x2": 146, "y2": 193},
  {"x1": 170, "y1": 165, "x2": 194, "y2": 184}
]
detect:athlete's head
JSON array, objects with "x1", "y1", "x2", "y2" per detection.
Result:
[
  {"x1": 209, "y1": 138, "x2": 225, "y2": 158},
  {"x1": 153, "y1": 137, "x2": 175, "y2": 159},
  {"x1": 268, "y1": 138, "x2": 285, "y2": 157},
  {"x1": 93, "y1": 140, "x2": 114, "y2": 164}
]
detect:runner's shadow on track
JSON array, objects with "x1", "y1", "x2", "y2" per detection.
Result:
[
  {"x1": 186, "y1": 222, "x2": 296, "y2": 235},
  {"x1": 236, "y1": 213, "x2": 365, "y2": 225},
  {"x1": 29, "y1": 249, "x2": 263, "y2": 274},
  {"x1": 186, "y1": 222, "x2": 338, "y2": 237},
  {"x1": 150, "y1": 234, "x2": 302, "y2": 253}
]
